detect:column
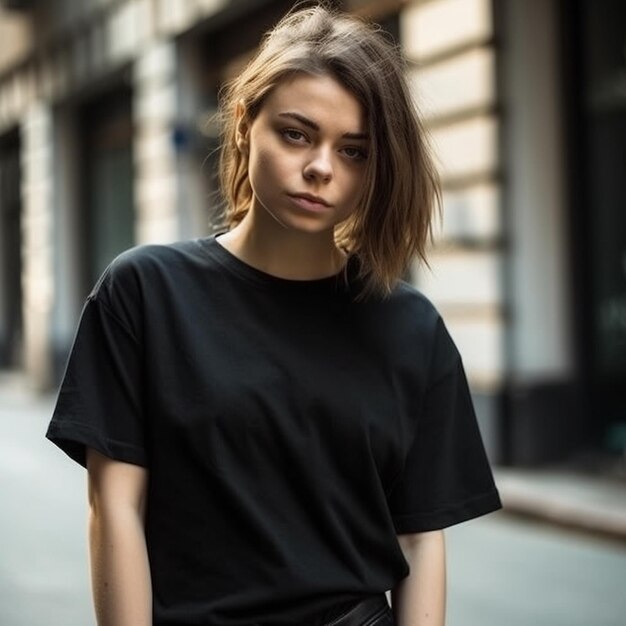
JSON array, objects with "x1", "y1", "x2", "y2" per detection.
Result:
[
  {"x1": 401, "y1": 0, "x2": 504, "y2": 461},
  {"x1": 499, "y1": 0, "x2": 577, "y2": 464},
  {"x1": 133, "y1": 39, "x2": 181, "y2": 243},
  {"x1": 20, "y1": 102, "x2": 55, "y2": 390}
]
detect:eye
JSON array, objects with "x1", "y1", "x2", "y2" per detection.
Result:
[
  {"x1": 281, "y1": 128, "x2": 308, "y2": 143},
  {"x1": 342, "y1": 146, "x2": 368, "y2": 161}
]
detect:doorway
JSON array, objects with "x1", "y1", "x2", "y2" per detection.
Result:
[
  {"x1": 79, "y1": 88, "x2": 135, "y2": 292},
  {"x1": 0, "y1": 129, "x2": 23, "y2": 369}
]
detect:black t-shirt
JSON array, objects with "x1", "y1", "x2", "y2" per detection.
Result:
[{"x1": 46, "y1": 235, "x2": 502, "y2": 625}]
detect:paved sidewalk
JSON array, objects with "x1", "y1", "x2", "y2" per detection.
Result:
[
  {"x1": 495, "y1": 466, "x2": 626, "y2": 542},
  {"x1": 0, "y1": 370, "x2": 93, "y2": 625}
]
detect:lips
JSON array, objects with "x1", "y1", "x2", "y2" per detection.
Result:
[{"x1": 288, "y1": 193, "x2": 332, "y2": 212}]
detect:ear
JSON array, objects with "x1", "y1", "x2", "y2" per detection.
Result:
[{"x1": 235, "y1": 100, "x2": 250, "y2": 153}]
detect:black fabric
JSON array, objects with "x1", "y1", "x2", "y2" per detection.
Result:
[{"x1": 46, "y1": 235, "x2": 501, "y2": 626}]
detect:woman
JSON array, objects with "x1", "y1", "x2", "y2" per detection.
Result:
[{"x1": 46, "y1": 4, "x2": 502, "y2": 625}]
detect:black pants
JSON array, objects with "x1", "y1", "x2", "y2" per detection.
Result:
[{"x1": 323, "y1": 595, "x2": 395, "y2": 626}]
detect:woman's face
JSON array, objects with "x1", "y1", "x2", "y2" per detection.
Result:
[{"x1": 237, "y1": 73, "x2": 369, "y2": 237}]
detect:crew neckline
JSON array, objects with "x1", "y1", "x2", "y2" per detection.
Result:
[{"x1": 199, "y1": 233, "x2": 360, "y2": 294}]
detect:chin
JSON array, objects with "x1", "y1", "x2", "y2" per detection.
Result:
[{"x1": 264, "y1": 210, "x2": 334, "y2": 235}]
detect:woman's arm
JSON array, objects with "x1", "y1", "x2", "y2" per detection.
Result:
[
  {"x1": 87, "y1": 447, "x2": 152, "y2": 626},
  {"x1": 391, "y1": 530, "x2": 446, "y2": 626}
]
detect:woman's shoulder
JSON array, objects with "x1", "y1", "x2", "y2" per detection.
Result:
[
  {"x1": 86, "y1": 238, "x2": 215, "y2": 320},
  {"x1": 91, "y1": 238, "x2": 208, "y2": 295},
  {"x1": 102, "y1": 238, "x2": 204, "y2": 275},
  {"x1": 368, "y1": 277, "x2": 441, "y2": 327},
  {"x1": 361, "y1": 278, "x2": 461, "y2": 375}
]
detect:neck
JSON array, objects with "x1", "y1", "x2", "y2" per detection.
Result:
[{"x1": 217, "y1": 209, "x2": 346, "y2": 280}]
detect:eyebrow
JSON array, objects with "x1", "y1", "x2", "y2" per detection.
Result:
[{"x1": 277, "y1": 112, "x2": 369, "y2": 140}]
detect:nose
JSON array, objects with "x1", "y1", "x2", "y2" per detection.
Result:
[{"x1": 303, "y1": 146, "x2": 333, "y2": 182}]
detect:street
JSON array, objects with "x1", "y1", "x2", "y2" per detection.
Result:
[
  {"x1": 446, "y1": 509, "x2": 626, "y2": 626},
  {"x1": 2, "y1": 378, "x2": 626, "y2": 626},
  {"x1": 0, "y1": 381, "x2": 91, "y2": 626}
]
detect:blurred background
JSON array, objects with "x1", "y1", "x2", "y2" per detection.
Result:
[{"x1": 0, "y1": 0, "x2": 625, "y2": 625}]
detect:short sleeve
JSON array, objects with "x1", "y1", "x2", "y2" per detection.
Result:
[
  {"x1": 387, "y1": 318, "x2": 502, "y2": 533},
  {"x1": 45, "y1": 265, "x2": 147, "y2": 469}
]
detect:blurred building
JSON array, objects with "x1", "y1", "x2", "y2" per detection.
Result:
[{"x1": 0, "y1": 0, "x2": 624, "y2": 469}]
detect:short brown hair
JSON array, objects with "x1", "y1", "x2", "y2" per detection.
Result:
[{"x1": 217, "y1": 3, "x2": 441, "y2": 296}]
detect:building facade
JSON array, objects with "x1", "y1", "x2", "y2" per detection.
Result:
[{"x1": 0, "y1": 0, "x2": 624, "y2": 468}]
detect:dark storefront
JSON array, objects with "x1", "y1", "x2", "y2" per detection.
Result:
[
  {"x1": 564, "y1": 0, "x2": 626, "y2": 465},
  {"x1": 0, "y1": 129, "x2": 22, "y2": 369},
  {"x1": 79, "y1": 87, "x2": 135, "y2": 293}
]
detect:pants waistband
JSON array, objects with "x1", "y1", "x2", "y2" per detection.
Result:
[{"x1": 323, "y1": 594, "x2": 391, "y2": 626}]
